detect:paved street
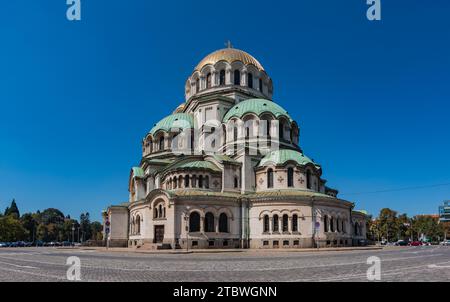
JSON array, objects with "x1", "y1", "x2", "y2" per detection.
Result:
[{"x1": 0, "y1": 246, "x2": 449, "y2": 282}]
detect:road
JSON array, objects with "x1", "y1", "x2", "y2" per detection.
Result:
[{"x1": 0, "y1": 246, "x2": 449, "y2": 282}]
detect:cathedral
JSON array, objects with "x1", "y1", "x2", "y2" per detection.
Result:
[{"x1": 103, "y1": 46, "x2": 367, "y2": 249}]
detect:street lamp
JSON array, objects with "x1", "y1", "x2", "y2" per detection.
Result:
[{"x1": 71, "y1": 223, "x2": 75, "y2": 247}]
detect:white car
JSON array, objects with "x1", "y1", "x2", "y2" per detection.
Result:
[{"x1": 440, "y1": 240, "x2": 450, "y2": 246}]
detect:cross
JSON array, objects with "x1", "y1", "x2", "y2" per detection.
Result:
[{"x1": 225, "y1": 40, "x2": 233, "y2": 49}]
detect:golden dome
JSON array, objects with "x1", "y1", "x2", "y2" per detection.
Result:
[
  {"x1": 194, "y1": 48, "x2": 265, "y2": 72},
  {"x1": 173, "y1": 102, "x2": 186, "y2": 114}
]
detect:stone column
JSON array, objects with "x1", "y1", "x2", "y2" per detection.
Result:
[
  {"x1": 225, "y1": 68, "x2": 232, "y2": 85},
  {"x1": 200, "y1": 217, "x2": 205, "y2": 233}
]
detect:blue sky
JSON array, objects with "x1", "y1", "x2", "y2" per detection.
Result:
[{"x1": 1, "y1": 0, "x2": 449, "y2": 222}]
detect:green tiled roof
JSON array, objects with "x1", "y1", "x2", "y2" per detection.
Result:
[
  {"x1": 223, "y1": 98, "x2": 292, "y2": 122},
  {"x1": 258, "y1": 149, "x2": 320, "y2": 168},
  {"x1": 132, "y1": 167, "x2": 144, "y2": 178},
  {"x1": 149, "y1": 113, "x2": 194, "y2": 135},
  {"x1": 165, "y1": 160, "x2": 221, "y2": 173}
]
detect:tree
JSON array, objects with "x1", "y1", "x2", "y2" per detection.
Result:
[
  {"x1": 80, "y1": 212, "x2": 92, "y2": 242},
  {"x1": 4, "y1": 199, "x2": 20, "y2": 219},
  {"x1": 378, "y1": 208, "x2": 399, "y2": 242},
  {"x1": 90, "y1": 221, "x2": 103, "y2": 241},
  {"x1": 0, "y1": 216, "x2": 27, "y2": 241},
  {"x1": 20, "y1": 213, "x2": 37, "y2": 242}
]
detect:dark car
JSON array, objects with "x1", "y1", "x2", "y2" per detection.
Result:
[
  {"x1": 34, "y1": 240, "x2": 44, "y2": 247},
  {"x1": 395, "y1": 240, "x2": 409, "y2": 246}
]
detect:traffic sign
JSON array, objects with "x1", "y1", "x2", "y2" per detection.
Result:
[
  {"x1": 105, "y1": 228, "x2": 110, "y2": 234},
  {"x1": 315, "y1": 222, "x2": 321, "y2": 230}
]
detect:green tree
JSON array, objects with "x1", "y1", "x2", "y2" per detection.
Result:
[
  {"x1": 80, "y1": 212, "x2": 92, "y2": 242},
  {"x1": 0, "y1": 216, "x2": 27, "y2": 241},
  {"x1": 20, "y1": 213, "x2": 37, "y2": 241},
  {"x1": 4, "y1": 199, "x2": 20, "y2": 219},
  {"x1": 90, "y1": 221, "x2": 103, "y2": 241},
  {"x1": 378, "y1": 208, "x2": 399, "y2": 242}
]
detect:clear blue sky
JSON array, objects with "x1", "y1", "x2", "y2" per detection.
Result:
[{"x1": 1, "y1": 1, "x2": 449, "y2": 222}]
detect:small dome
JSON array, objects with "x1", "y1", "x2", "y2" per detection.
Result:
[
  {"x1": 223, "y1": 98, "x2": 291, "y2": 122},
  {"x1": 164, "y1": 160, "x2": 221, "y2": 175},
  {"x1": 149, "y1": 113, "x2": 193, "y2": 136},
  {"x1": 258, "y1": 149, "x2": 320, "y2": 168},
  {"x1": 195, "y1": 48, "x2": 265, "y2": 72}
]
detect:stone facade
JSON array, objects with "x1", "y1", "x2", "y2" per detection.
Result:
[{"x1": 103, "y1": 46, "x2": 367, "y2": 249}]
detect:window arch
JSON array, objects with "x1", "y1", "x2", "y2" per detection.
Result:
[
  {"x1": 206, "y1": 73, "x2": 212, "y2": 89},
  {"x1": 136, "y1": 215, "x2": 141, "y2": 234},
  {"x1": 259, "y1": 78, "x2": 263, "y2": 92},
  {"x1": 267, "y1": 169, "x2": 274, "y2": 188},
  {"x1": 199, "y1": 175, "x2": 203, "y2": 188},
  {"x1": 234, "y1": 70, "x2": 241, "y2": 85},
  {"x1": 287, "y1": 167, "x2": 294, "y2": 188},
  {"x1": 282, "y1": 214, "x2": 289, "y2": 232},
  {"x1": 189, "y1": 212, "x2": 200, "y2": 232},
  {"x1": 324, "y1": 215, "x2": 329, "y2": 232},
  {"x1": 159, "y1": 136, "x2": 164, "y2": 151},
  {"x1": 273, "y1": 214, "x2": 279, "y2": 232},
  {"x1": 354, "y1": 222, "x2": 359, "y2": 236},
  {"x1": 184, "y1": 175, "x2": 190, "y2": 188},
  {"x1": 153, "y1": 208, "x2": 159, "y2": 219},
  {"x1": 248, "y1": 73, "x2": 253, "y2": 88},
  {"x1": 219, "y1": 70, "x2": 225, "y2": 85},
  {"x1": 205, "y1": 176, "x2": 209, "y2": 189},
  {"x1": 292, "y1": 214, "x2": 298, "y2": 232},
  {"x1": 306, "y1": 170, "x2": 312, "y2": 190},
  {"x1": 205, "y1": 212, "x2": 215, "y2": 232},
  {"x1": 234, "y1": 176, "x2": 239, "y2": 189},
  {"x1": 336, "y1": 218, "x2": 340, "y2": 232},
  {"x1": 195, "y1": 78, "x2": 200, "y2": 93},
  {"x1": 330, "y1": 217, "x2": 335, "y2": 232},
  {"x1": 342, "y1": 220, "x2": 346, "y2": 233},
  {"x1": 158, "y1": 204, "x2": 163, "y2": 218},
  {"x1": 219, "y1": 213, "x2": 228, "y2": 233},
  {"x1": 263, "y1": 215, "x2": 270, "y2": 233}
]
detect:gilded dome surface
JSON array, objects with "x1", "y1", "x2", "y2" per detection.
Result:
[{"x1": 195, "y1": 48, "x2": 265, "y2": 72}]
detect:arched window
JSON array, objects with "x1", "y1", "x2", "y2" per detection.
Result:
[
  {"x1": 342, "y1": 220, "x2": 346, "y2": 233},
  {"x1": 219, "y1": 70, "x2": 225, "y2": 85},
  {"x1": 154, "y1": 208, "x2": 158, "y2": 219},
  {"x1": 191, "y1": 175, "x2": 197, "y2": 188},
  {"x1": 199, "y1": 175, "x2": 203, "y2": 188},
  {"x1": 263, "y1": 215, "x2": 270, "y2": 233},
  {"x1": 195, "y1": 78, "x2": 200, "y2": 93},
  {"x1": 159, "y1": 136, "x2": 164, "y2": 151},
  {"x1": 233, "y1": 126, "x2": 238, "y2": 154},
  {"x1": 306, "y1": 170, "x2": 312, "y2": 190},
  {"x1": 234, "y1": 70, "x2": 240, "y2": 85},
  {"x1": 205, "y1": 212, "x2": 215, "y2": 232},
  {"x1": 136, "y1": 215, "x2": 141, "y2": 234},
  {"x1": 287, "y1": 168, "x2": 294, "y2": 187},
  {"x1": 248, "y1": 73, "x2": 253, "y2": 88},
  {"x1": 324, "y1": 216, "x2": 329, "y2": 232},
  {"x1": 292, "y1": 214, "x2": 298, "y2": 232},
  {"x1": 267, "y1": 169, "x2": 274, "y2": 188},
  {"x1": 205, "y1": 176, "x2": 209, "y2": 189},
  {"x1": 234, "y1": 176, "x2": 239, "y2": 189},
  {"x1": 178, "y1": 175, "x2": 183, "y2": 188},
  {"x1": 206, "y1": 73, "x2": 212, "y2": 89},
  {"x1": 279, "y1": 120, "x2": 284, "y2": 141},
  {"x1": 282, "y1": 214, "x2": 289, "y2": 232},
  {"x1": 259, "y1": 78, "x2": 263, "y2": 92},
  {"x1": 158, "y1": 204, "x2": 163, "y2": 218},
  {"x1": 173, "y1": 177, "x2": 177, "y2": 189},
  {"x1": 330, "y1": 217, "x2": 335, "y2": 232},
  {"x1": 354, "y1": 222, "x2": 359, "y2": 236},
  {"x1": 336, "y1": 218, "x2": 340, "y2": 232},
  {"x1": 273, "y1": 215, "x2": 279, "y2": 232},
  {"x1": 184, "y1": 175, "x2": 190, "y2": 188},
  {"x1": 189, "y1": 212, "x2": 200, "y2": 232},
  {"x1": 219, "y1": 213, "x2": 228, "y2": 233}
]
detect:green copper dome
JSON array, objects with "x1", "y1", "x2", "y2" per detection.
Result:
[
  {"x1": 258, "y1": 149, "x2": 320, "y2": 168},
  {"x1": 223, "y1": 98, "x2": 292, "y2": 122},
  {"x1": 149, "y1": 113, "x2": 194, "y2": 136}
]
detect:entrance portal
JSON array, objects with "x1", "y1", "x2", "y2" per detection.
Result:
[{"x1": 154, "y1": 225, "x2": 164, "y2": 243}]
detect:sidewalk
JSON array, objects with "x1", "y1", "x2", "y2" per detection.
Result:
[{"x1": 70, "y1": 246, "x2": 383, "y2": 255}]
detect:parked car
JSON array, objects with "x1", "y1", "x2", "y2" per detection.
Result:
[
  {"x1": 0, "y1": 242, "x2": 9, "y2": 248},
  {"x1": 421, "y1": 241, "x2": 431, "y2": 246},
  {"x1": 395, "y1": 240, "x2": 409, "y2": 246},
  {"x1": 440, "y1": 240, "x2": 450, "y2": 246},
  {"x1": 62, "y1": 241, "x2": 73, "y2": 247},
  {"x1": 409, "y1": 241, "x2": 423, "y2": 246},
  {"x1": 34, "y1": 240, "x2": 44, "y2": 247}
]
